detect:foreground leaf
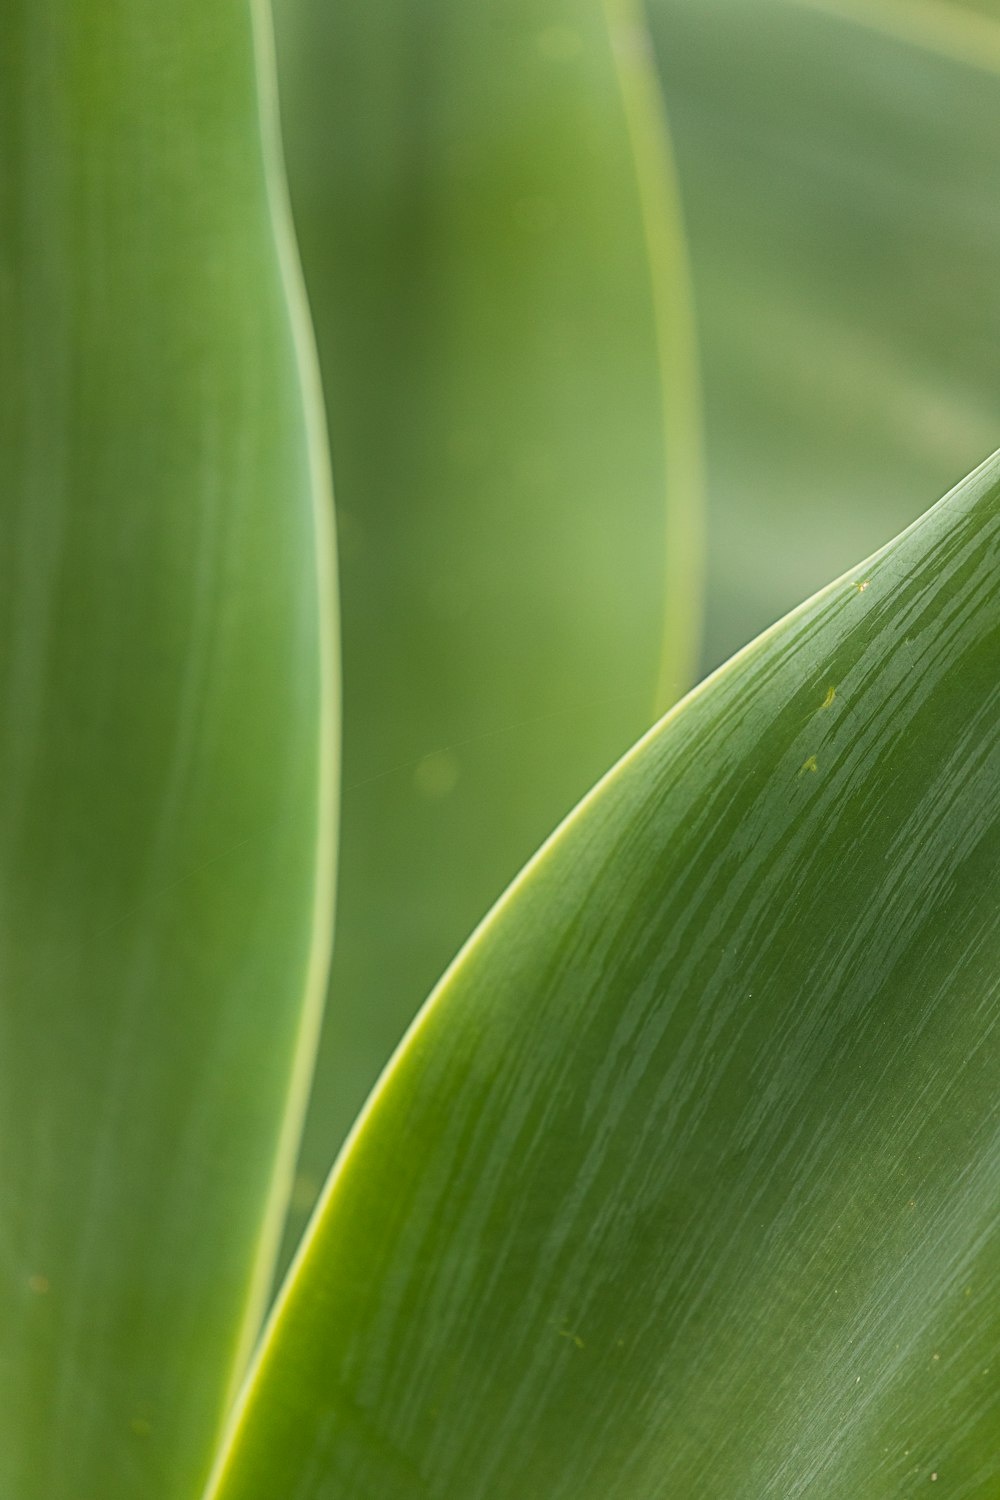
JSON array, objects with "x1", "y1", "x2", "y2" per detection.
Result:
[
  {"x1": 272, "y1": 0, "x2": 703, "y2": 1217},
  {"x1": 650, "y1": 0, "x2": 1000, "y2": 672},
  {"x1": 0, "y1": 3, "x2": 335, "y2": 1496},
  {"x1": 210, "y1": 452, "x2": 1000, "y2": 1498}
]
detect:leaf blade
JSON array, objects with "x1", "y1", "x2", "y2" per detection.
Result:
[
  {"x1": 272, "y1": 0, "x2": 704, "y2": 1224},
  {"x1": 209, "y1": 452, "x2": 1000, "y2": 1498},
  {"x1": 0, "y1": 2, "x2": 336, "y2": 1495}
]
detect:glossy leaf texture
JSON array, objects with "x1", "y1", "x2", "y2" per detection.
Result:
[
  {"x1": 271, "y1": 0, "x2": 703, "y2": 1220},
  {"x1": 209, "y1": 452, "x2": 1000, "y2": 1499},
  {"x1": 0, "y1": 4, "x2": 336, "y2": 1498},
  {"x1": 649, "y1": 0, "x2": 1000, "y2": 673}
]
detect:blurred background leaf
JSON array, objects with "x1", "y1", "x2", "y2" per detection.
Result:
[
  {"x1": 206, "y1": 453, "x2": 1000, "y2": 1500},
  {"x1": 0, "y1": 4, "x2": 335, "y2": 1496},
  {"x1": 648, "y1": 0, "x2": 1000, "y2": 671},
  {"x1": 799, "y1": 0, "x2": 1000, "y2": 67},
  {"x1": 272, "y1": 0, "x2": 703, "y2": 1243}
]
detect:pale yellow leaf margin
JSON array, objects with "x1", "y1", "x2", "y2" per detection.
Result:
[
  {"x1": 604, "y1": 0, "x2": 706, "y2": 712},
  {"x1": 209, "y1": 0, "x2": 340, "y2": 1449}
]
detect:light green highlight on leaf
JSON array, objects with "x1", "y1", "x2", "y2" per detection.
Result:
[
  {"x1": 603, "y1": 0, "x2": 705, "y2": 711},
  {"x1": 788, "y1": 0, "x2": 1000, "y2": 75},
  {"x1": 229, "y1": 0, "x2": 339, "y2": 1405}
]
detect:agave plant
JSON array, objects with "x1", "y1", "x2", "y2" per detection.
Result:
[{"x1": 2, "y1": 0, "x2": 998, "y2": 1498}]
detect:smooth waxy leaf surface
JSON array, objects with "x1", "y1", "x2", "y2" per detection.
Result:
[
  {"x1": 0, "y1": 4, "x2": 335, "y2": 1497},
  {"x1": 650, "y1": 0, "x2": 1000, "y2": 672},
  {"x1": 271, "y1": 0, "x2": 702, "y2": 1221},
  {"x1": 211, "y1": 454, "x2": 1000, "y2": 1498}
]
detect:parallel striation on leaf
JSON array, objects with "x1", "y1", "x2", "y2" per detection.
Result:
[
  {"x1": 0, "y1": 2, "x2": 336, "y2": 1496},
  {"x1": 210, "y1": 452, "x2": 1000, "y2": 1499}
]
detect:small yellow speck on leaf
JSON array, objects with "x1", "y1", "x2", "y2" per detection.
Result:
[
  {"x1": 27, "y1": 1274, "x2": 49, "y2": 1295},
  {"x1": 798, "y1": 755, "x2": 818, "y2": 777},
  {"x1": 855, "y1": 578, "x2": 871, "y2": 593},
  {"x1": 821, "y1": 685, "x2": 836, "y2": 708}
]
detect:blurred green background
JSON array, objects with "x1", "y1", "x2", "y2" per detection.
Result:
[
  {"x1": 652, "y1": 0, "x2": 1000, "y2": 669},
  {"x1": 271, "y1": 0, "x2": 1000, "y2": 1248}
]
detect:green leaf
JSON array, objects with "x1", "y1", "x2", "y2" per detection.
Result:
[
  {"x1": 209, "y1": 452, "x2": 1000, "y2": 1498},
  {"x1": 649, "y1": 0, "x2": 1000, "y2": 672},
  {"x1": 796, "y1": 0, "x2": 1000, "y2": 67},
  {"x1": 271, "y1": 0, "x2": 703, "y2": 1224},
  {"x1": 0, "y1": 4, "x2": 335, "y2": 1497}
]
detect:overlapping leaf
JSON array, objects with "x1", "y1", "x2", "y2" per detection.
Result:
[
  {"x1": 0, "y1": 4, "x2": 336, "y2": 1496},
  {"x1": 272, "y1": 0, "x2": 703, "y2": 1217},
  {"x1": 210, "y1": 453, "x2": 1000, "y2": 1498}
]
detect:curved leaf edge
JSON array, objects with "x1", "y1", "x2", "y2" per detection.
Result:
[
  {"x1": 202, "y1": 443, "x2": 1000, "y2": 1498},
  {"x1": 216, "y1": 0, "x2": 341, "y2": 1421},
  {"x1": 603, "y1": 0, "x2": 707, "y2": 709}
]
